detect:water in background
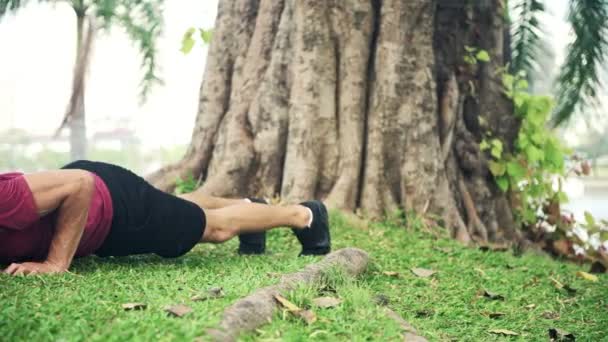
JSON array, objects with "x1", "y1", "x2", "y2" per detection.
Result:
[{"x1": 564, "y1": 178, "x2": 608, "y2": 221}]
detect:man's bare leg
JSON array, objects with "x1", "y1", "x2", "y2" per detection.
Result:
[
  {"x1": 199, "y1": 202, "x2": 311, "y2": 243},
  {"x1": 178, "y1": 189, "x2": 249, "y2": 209}
]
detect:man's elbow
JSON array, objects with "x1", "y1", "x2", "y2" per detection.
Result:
[{"x1": 70, "y1": 170, "x2": 95, "y2": 197}]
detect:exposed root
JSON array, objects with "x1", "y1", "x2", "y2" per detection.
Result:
[
  {"x1": 384, "y1": 308, "x2": 428, "y2": 342},
  {"x1": 207, "y1": 248, "x2": 370, "y2": 342},
  {"x1": 458, "y1": 177, "x2": 489, "y2": 243}
]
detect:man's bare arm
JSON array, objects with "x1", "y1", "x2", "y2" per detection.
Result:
[{"x1": 4, "y1": 170, "x2": 95, "y2": 275}]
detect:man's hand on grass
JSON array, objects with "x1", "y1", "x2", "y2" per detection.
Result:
[{"x1": 3, "y1": 261, "x2": 66, "y2": 276}]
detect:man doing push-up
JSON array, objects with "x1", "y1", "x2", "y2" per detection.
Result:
[{"x1": 0, "y1": 160, "x2": 330, "y2": 276}]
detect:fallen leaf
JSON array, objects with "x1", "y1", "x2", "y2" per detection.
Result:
[
  {"x1": 192, "y1": 287, "x2": 225, "y2": 301},
  {"x1": 523, "y1": 276, "x2": 540, "y2": 289},
  {"x1": 122, "y1": 303, "x2": 147, "y2": 311},
  {"x1": 541, "y1": 311, "x2": 560, "y2": 320},
  {"x1": 318, "y1": 283, "x2": 337, "y2": 294},
  {"x1": 525, "y1": 304, "x2": 536, "y2": 309},
  {"x1": 548, "y1": 328, "x2": 575, "y2": 341},
  {"x1": 483, "y1": 289, "x2": 505, "y2": 301},
  {"x1": 298, "y1": 310, "x2": 317, "y2": 324},
  {"x1": 550, "y1": 277, "x2": 577, "y2": 295},
  {"x1": 488, "y1": 329, "x2": 518, "y2": 336},
  {"x1": 411, "y1": 268, "x2": 436, "y2": 278},
  {"x1": 274, "y1": 294, "x2": 301, "y2": 312},
  {"x1": 373, "y1": 294, "x2": 390, "y2": 306},
  {"x1": 165, "y1": 304, "x2": 193, "y2": 317},
  {"x1": 576, "y1": 271, "x2": 598, "y2": 282},
  {"x1": 383, "y1": 271, "x2": 400, "y2": 277},
  {"x1": 488, "y1": 312, "x2": 506, "y2": 319},
  {"x1": 415, "y1": 309, "x2": 434, "y2": 318},
  {"x1": 312, "y1": 296, "x2": 342, "y2": 308},
  {"x1": 274, "y1": 294, "x2": 316, "y2": 324}
]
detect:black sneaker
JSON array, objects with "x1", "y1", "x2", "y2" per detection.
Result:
[
  {"x1": 292, "y1": 201, "x2": 331, "y2": 256},
  {"x1": 238, "y1": 198, "x2": 268, "y2": 255}
]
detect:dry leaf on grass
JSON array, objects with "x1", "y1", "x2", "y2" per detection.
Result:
[
  {"x1": 483, "y1": 289, "x2": 505, "y2": 300},
  {"x1": 541, "y1": 311, "x2": 560, "y2": 320},
  {"x1": 548, "y1": 327, "x2": 575, "y2": 341},
  {"x1": 274, "y1": 294, "x2": 317, "y2": 325},
  {"x1": 525, "y1": 304, "x2": 536, "y2": 309},
  {"x1": 382, "y1": 271, "x2": 400, "y2": 277},
  {"x1": 165, "y1": 304, "x2": 193, "y2": 317},
  {"x1": 415, "y1": 309, "x2": 434, "y2": 318},
  {"x1": 312, "y1": 297, "x2": 342, "y2": 308},
  {"x1": 411, "y1": 268, "x2": 436, "y2": 278},
  {"x1": 297, "y1": 310, "x2": 317, "y2": 324},
  {"x1": 373, "y1": 294, "x2": 390, "y2": 306},
  {"x1": 122, "y1": 303, "x2": 147, "y2": 311},
  {"x1": 576, "y1": 271, "x2": 598, "y2": 282},
  {"x1": 488, "y1": 312, "x2": 506, "y2": 319},
  {"x1": 274, "y1": 294, "x2": 301, "y2": 311},
  {"x1": 550, "y1": 277, "x2": 577, "y2": 295},
  {"x1": 488, "y1": 328, "x2": 519, "y2": 336},
  {"x1": 191, "y1": 287, "x2": 225, "y2": 301}
]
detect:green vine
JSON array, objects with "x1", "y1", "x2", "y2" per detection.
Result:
[{"x1": 481, "y1": 71, "x2": 571, "y2": 225}]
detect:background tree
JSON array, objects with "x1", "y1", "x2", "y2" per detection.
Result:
[
  {"x1": 148, "y1": 0, "x2": 511, "y2": 245},
  {"x1": 509, "y1": 0, "x2": 608, "y2": 126},
  {"x1": 149, "y1": 0, "x2": 607, "y2": 246},
  {"x1": 0, "y1": 0, "x2": 164, "y2": 160}
]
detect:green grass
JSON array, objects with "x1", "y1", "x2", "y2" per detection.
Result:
[{"x1": 1, "y1": 212, "x2": 607, "y2": 341}]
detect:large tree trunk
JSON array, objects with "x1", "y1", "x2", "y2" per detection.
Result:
[
  {"x1": 70, "y1": 13, "x2": 87, "y2": 161},
  {"x1": 149, "y1": 0, "x2": 522, "y2": 244}
]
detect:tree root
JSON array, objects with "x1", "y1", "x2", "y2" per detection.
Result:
[
  {"x1": 384, "y1": 308, "x2": 428, "y2": 342},
  {"x1": 207, "y1": 248, "x2": 369, "y2": 342}
]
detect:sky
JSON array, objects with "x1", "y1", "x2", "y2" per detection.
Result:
[
  {"x1": 0, "y1": 0, "x2": 588, "y2": 149},
  {"x1": 0, "y1": 0, "x2": 218, "y2": 148}
]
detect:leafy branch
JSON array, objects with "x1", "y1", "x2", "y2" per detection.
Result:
[{"x1": 553, "y1": 0, "x2": 608, "y2": 126}]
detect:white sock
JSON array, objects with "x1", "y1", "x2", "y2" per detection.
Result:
[{"x1": 305, "y1": 207, "x2": 313, "y2": 228}]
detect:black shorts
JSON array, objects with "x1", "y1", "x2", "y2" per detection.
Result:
[{"x1": 62, "y1": 160, "x2": 206, "y2": 258}]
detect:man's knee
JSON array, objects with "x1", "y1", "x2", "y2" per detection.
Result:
[{"x1": 202, "y1": 225, "x2": 234, "y2": 243}]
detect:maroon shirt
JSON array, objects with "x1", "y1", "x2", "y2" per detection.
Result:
[{"x1": 0, "y1": 172, "x2": 113, "y2": 264}]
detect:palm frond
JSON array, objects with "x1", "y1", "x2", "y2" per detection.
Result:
[
  {"x1": 553, "y1": 0, "x2": 608, "y2": 126},
  {"x1": 94, "y1": 0, "x2": 164, "y2": 101},
  {"x1": 0, "y1": 0, "x2": 34, "y2": 17},
  {"x1": 510, "y1": 0, "x2": 547, "y2": 78}
]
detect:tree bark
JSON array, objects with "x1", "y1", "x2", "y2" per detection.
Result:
[
  {"x1": 149, "y1": 0, "x2": 523, "y2": 244},
  {"x1": 70, "y1": 13, "x2": 87, "y2": 161}
]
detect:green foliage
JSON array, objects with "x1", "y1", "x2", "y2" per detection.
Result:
[
  {"x1": 180, "y1": 27, "x2": 213, "y2": 54},
  {"x1": 510, "y1": 0, "x2": 547, "y2": 77},
  {"x1": 0, "y1": 0, "x2": 164, "y2": 101},
  {"x1": 463, "y1": 45, "x2": 491, "y2": 65},
  {"x1": 0, "y1": 0, "x2": 29, "y2": 16},
  {"x1": 552, "y1": 0, "x2": 608, "y2": 126},
  {"x1": 482, "y1": 71, "x2": 570, "y2": 224},
  {"x1": 174, "y1": 173, "x2": 198, "y2": 195}
]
